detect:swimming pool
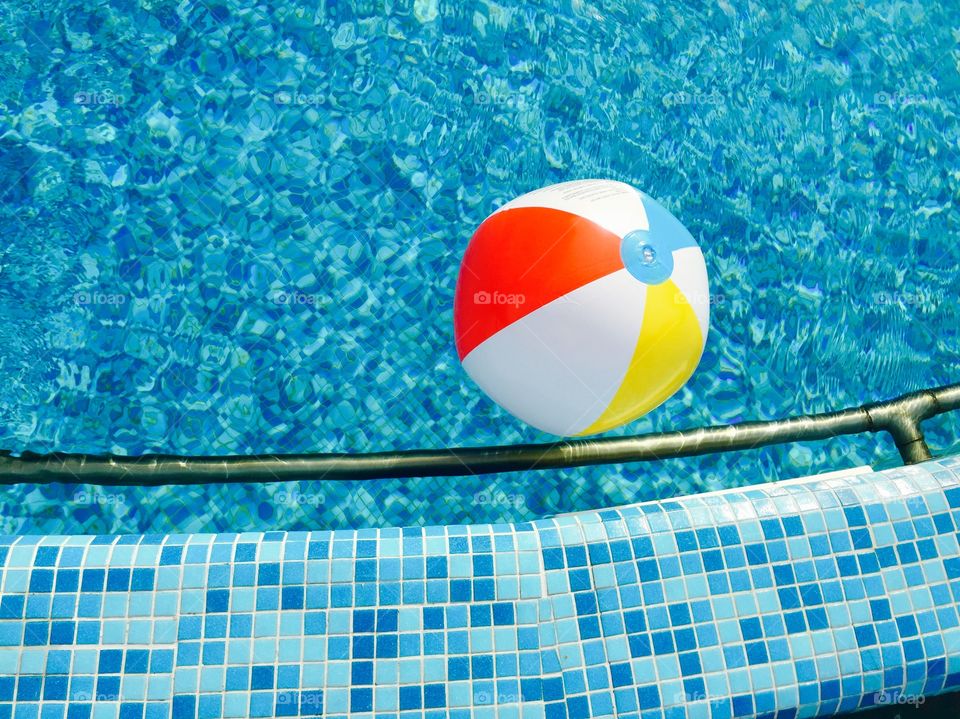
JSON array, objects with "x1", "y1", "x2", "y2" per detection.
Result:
[
  {"x1": 2, "y1": 0, "x2": 958, "y2": 536},
  {"x1": 2, "y1": 3, "x2": 960, "y2": 717}
]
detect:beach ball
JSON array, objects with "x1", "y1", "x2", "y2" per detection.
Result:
[{"x1": 453, "y1": 179, "x2": 710, "y2": 436}]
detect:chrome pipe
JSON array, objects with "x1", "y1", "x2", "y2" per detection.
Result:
[{"x1": 0, "y1": 382, "x2": 957, "y2": 486}]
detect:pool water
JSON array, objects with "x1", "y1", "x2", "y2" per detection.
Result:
[{"x1": 0, "y1": 0, "x2": 958, "y2": 534}]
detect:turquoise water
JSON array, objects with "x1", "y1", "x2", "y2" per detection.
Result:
[{"x1": 0, "y1": 0, "x2": 957, "y2": 534}]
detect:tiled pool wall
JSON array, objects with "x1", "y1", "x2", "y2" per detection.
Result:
[
  {"x1": 4, "y1": 0, "x2": 960, "y2": 536},
  {"x1": 3, "y1": 456, "x2": 960, "y2": 719}
]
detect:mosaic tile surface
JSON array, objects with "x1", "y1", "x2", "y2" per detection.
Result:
[
  {"x1": 2, "y1": 0, "x2": 960, "y2": 533},
  {"x1": 3, "y1": 457, "x2": 960, "y2": 718}
]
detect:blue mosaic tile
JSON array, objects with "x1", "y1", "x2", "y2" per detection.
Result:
[{"x1": 0, "y1": 460, "x2": 959, "y2": 717}]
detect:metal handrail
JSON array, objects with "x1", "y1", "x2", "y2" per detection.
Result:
[{"x1": 0, "y1": 383, "x2": 958, "y2": 486}]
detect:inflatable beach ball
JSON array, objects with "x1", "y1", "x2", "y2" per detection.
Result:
[{"x1": 453, "y1": 179, "x2": 710, "y2": 436}]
